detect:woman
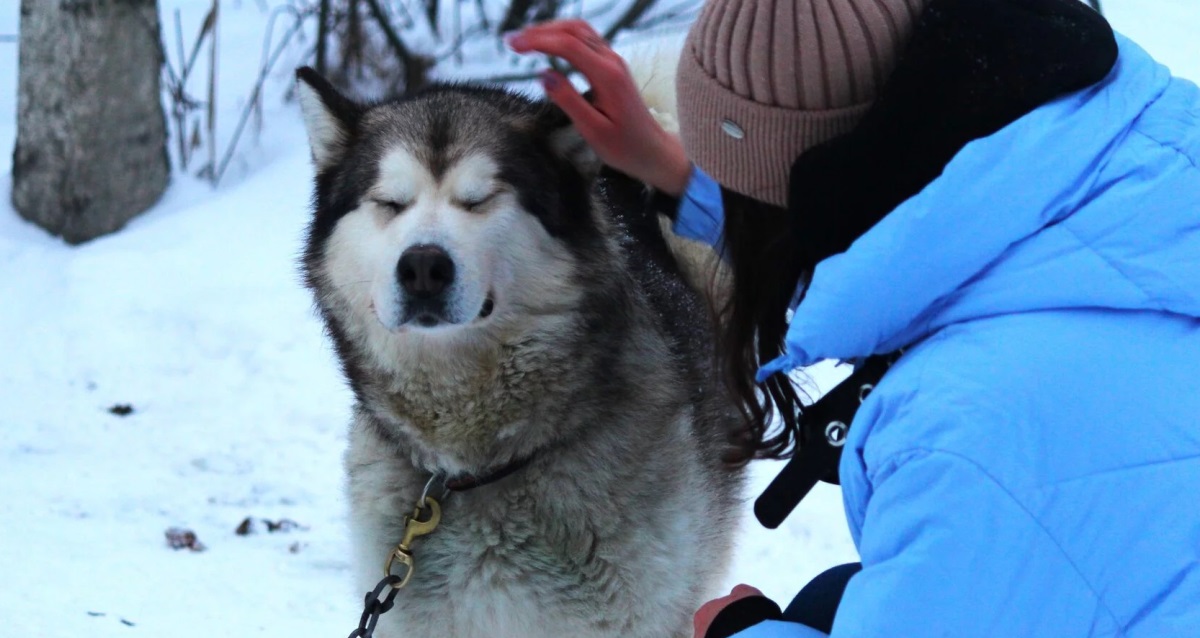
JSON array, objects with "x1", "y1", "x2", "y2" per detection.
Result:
[{"x1": 509, "y1": 0, "x2": 1200, "y2": 636}]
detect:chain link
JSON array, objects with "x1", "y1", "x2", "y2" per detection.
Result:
[{"x1": 346, "y1": 575, "x2": 403, "y2": 638}]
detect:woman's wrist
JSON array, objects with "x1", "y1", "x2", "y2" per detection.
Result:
[{"x1": 646, "y1": 130, "x2": 692, "y2": 197}]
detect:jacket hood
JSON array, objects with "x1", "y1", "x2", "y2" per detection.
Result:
[{"x1": 760, "y1": 36, "x2": 1200, "y2": 379}]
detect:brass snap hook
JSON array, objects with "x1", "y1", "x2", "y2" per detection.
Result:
[
  {"x1": 382, "y1": 495, "x2": 442, "y2": 589},
  {"x1": 400, "y1": 497, "x2": 441, "y2": 550},
  {"x1": 384, "y1": 547, "x2": 416, "y2": 589}
]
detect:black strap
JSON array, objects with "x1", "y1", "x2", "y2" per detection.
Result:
[
  {"x1": 444, "y1": 455, "x2": 534, "y2": 492},
  {"x1": 781, "y1": 563, "x2": 863, "y2": 633},
  {"x1": 754, "y1": 353, "x2": 900, "y2": 529}
]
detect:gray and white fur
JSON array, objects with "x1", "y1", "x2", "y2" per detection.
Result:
[{"x1": 297, "y1": 62, "x2": 744, "y2": 638}]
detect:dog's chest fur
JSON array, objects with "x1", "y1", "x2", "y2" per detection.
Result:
[{"x1": 345, "y1": 409, "x2": 723, "y2": 638}]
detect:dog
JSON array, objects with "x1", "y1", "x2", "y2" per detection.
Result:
[{"x1": 296, "y1": 60, "x2": 744, "y2": 637}]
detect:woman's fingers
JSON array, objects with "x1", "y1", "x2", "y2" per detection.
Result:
[
  {"x1": 509, "y1": 19, "x2": 685, "y2": 191},
  {"x1": 692, "y1": 585, "x2": 768, "y2": 638},
  {"x1": 506, "y1": 22, "x2": 624, "y2": 89},
  {"x1": 730, "y1": 584, "x2": 764, "y2": 598},
  {"x1": 539, "y1": 70, "x2": 609, "y2": 138},
  {"x1": 506, "y1": 26, "x2": 594, "y2": 67}
]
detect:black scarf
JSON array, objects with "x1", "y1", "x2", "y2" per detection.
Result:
[{"x1": 789, "y1": 0, "x2": 1117, "y2": 270}]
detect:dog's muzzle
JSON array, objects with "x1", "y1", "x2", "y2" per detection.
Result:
[
  {"x1": 396, "y1": 244, "x2": 493, "y2": 327},
  {"x1": 397, "y1": 244, "x2": 455, "y2": 327}
]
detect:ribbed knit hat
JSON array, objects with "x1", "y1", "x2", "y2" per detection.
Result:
[{"x1": 677, "y1": 0, "x2": 928, "y2": 207}]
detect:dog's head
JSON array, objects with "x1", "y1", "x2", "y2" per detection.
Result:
[{"x1": 297, "y1": 68, "x2": 618, "y2": 468}]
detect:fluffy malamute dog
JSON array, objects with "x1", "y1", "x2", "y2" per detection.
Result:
[{"x1": 296, "y1": 65, "x2": 743, "y2": 637}]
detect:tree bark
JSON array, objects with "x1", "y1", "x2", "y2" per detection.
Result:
[{"x1": 12, "y1": 0, "x2": 170, "y2": 245}]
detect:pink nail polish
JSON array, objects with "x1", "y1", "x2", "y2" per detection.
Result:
[
  {"x1": 504, "y1": 33, "x2": 527, "y2": 51},
  {"x1": 539, "y1": 70, "x2": 560, "y2": 91}
]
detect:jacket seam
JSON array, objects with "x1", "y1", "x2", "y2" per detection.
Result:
[
  {"x1": 1059, "y1": 222, "x2": 1162, "y2": 311},
  {"x1": 1132, "y1": 129, "x2": 1200, "y2": 171},
  {"x1": 881, "y1": 447, "x2": 1124, "y2": 633}
]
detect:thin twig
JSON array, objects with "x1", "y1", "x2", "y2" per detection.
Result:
[
  {"x1": 183, "y1": 4, "x2": 219, "y2": 80},
  {"x1": 173, "y1": 9, "x2": 190, "y2": 169},
  {"x1": 581, "y1": 0, "x2": 624, "y2": 22},
  {"x1": 639, "y1": 0, "x2": 702, "y2": 20},
  {"x1": 426, "y1": 0, "x2": 441, "y2": 40},
  {"x1": 206, "y1": 0, "x2": 219, "y2": 180},
  {"x1": 498, "y1": 0, "x2": 538, "y2": 34},
  {"x1": 453, "y1": 0, "x2": 462, "y2": 63},
  {"x1": 473, "y1": 0, "x2": 490, "y2": 32},
  {"x1": 212, "y1": 10, "x2": 309, "y2": 185},
  {"x1": 389, "y1": 0, "x2": 417, "y2": 30},
  {"x1": 602, "y1": 0, "x2": 659, "y2": 40},
  {"x1": 259, "y1": 3, "x2": 306, "y2": 127},
  {"x1": 316, "y1": 0, "x2": 330, "y2": 75},
  {"x1": 174, "y1": 9, "x2": 187, "y2": 80},
  {"x1": 633, "y1": 1, "x2": 705, "y2": 33},
  {"x1": 431, "y1": 22, "x2": 492, "y2": 63},
  {"x1": 362, "y1": 0, "x2": 430, "y2": 91}
]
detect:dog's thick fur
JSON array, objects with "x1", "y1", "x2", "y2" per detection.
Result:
[{"x1": 296, "y1": 53, "x2": 743, "y2": 637}]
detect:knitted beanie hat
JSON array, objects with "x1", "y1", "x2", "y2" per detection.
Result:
[{"x1": 676, "y1": 0, "x2": 928, "y2": 208}]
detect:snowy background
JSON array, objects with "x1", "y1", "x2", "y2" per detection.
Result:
[{"x1": 1, "y1": 1, "x2": 1196, "y2": 636}]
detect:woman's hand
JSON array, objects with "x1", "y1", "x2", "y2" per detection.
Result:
[
  {"x1": 693, "y1": 584, "x2": 766, "y2": 638},
  {"x1": 506, "y1": 20, "x2": 692, "y2": 196}
]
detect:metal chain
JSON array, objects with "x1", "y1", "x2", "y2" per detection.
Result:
[
  {"x1": 344, "y1": 473, "x2": 449, "y2": 638},
  {"x1": 346, "y1": 575, "x2": 403, "y2": 638}
]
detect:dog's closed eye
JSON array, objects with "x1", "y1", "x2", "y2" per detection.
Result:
[
  {"x1": 375, "y1": 199, "x2": 412, "y2": 215},
  {"x1": 456, "y1": 192, "x2": 496, "y2": 212}
]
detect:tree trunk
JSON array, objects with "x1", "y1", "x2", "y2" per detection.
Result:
[{"x1": 12, "y1": 0, "x2": 170, "y2": 245}]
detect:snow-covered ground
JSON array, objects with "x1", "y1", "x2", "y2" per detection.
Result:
[{"x1": 1, "y1": 2, "x2": 1196, "y2": 636}]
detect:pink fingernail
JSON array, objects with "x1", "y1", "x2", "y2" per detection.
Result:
[
  {"x1": 504, "y1": 33, "x2": 527, "y2": 51},
  {"x1": 540, "y1": 70, "x2": 560, "y2": 91}
]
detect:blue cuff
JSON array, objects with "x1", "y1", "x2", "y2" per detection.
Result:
[
  {"x1": 672, "y1": 165, "x2": 725, "y2": 250},
  {"x1": 732, "y1": 620, "x2": 829, "y2": 638},
  {"x1": 756, "y1": 356, "x2": 796, "y2": 383}
]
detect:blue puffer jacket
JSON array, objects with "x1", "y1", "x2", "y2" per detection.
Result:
[{"x1": 677, "y1": 35, "x2": 1200, "y2": 637}]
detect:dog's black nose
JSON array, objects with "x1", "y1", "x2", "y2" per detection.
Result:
[{"x1": 397, "y1": 245, "x2": 455, "y2": 298}]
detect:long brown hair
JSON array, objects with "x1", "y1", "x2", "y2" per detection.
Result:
[{"x1": 715, "y1": 188, "x2": 811, "y2": 465}]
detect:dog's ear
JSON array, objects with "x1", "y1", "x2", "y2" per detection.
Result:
[
  {"x1": 295, "y1": 67, "x2": 362, "y2": 170},
  {"x1": 541, "y1": 103, "x2": 602, "y2": 181}
]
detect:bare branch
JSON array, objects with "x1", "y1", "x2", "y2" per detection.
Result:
[
  {"x1": 362, "y1": 0, "x2": 433, "y2": 91},
  {"x1": 204, "y1": 0, "x2": 219, "y2": 180},
  {"x1": 316, "y1": 0, "x2": 331, "y2": 74},
  {"x1": 473, "y1": 0, "x2": 491, "y2": 31},
  {"x1": 498, "y1": 0, "x2": 538, "y2": 34},
  {"x1": 626, "y1": 0, "x2": 701, "y2": 33},
  {"x1": 602, "y1": 0, "x2": 658, "y2": 40},
  {"x1": 173, "y1": 9, "x2": 186, "y2": 80},
  {"x1": 173, "y1": 9, "x2": 191, "y2": 169},
  {"x1": 581, "y1": 0, "x2": 625, "y2": 23},
  {"x1": 183, "y1": 3, "x2": 219, "y2": 80},
  {"x1": 213, "y1": 8, "x2": 311, "y2": 184},
  {"x1": 431, "y1": 22, "x2": 492, "y2": 63},
  {"x1": 425, "y1": 0, "x2": 440, "y2": 39}
]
